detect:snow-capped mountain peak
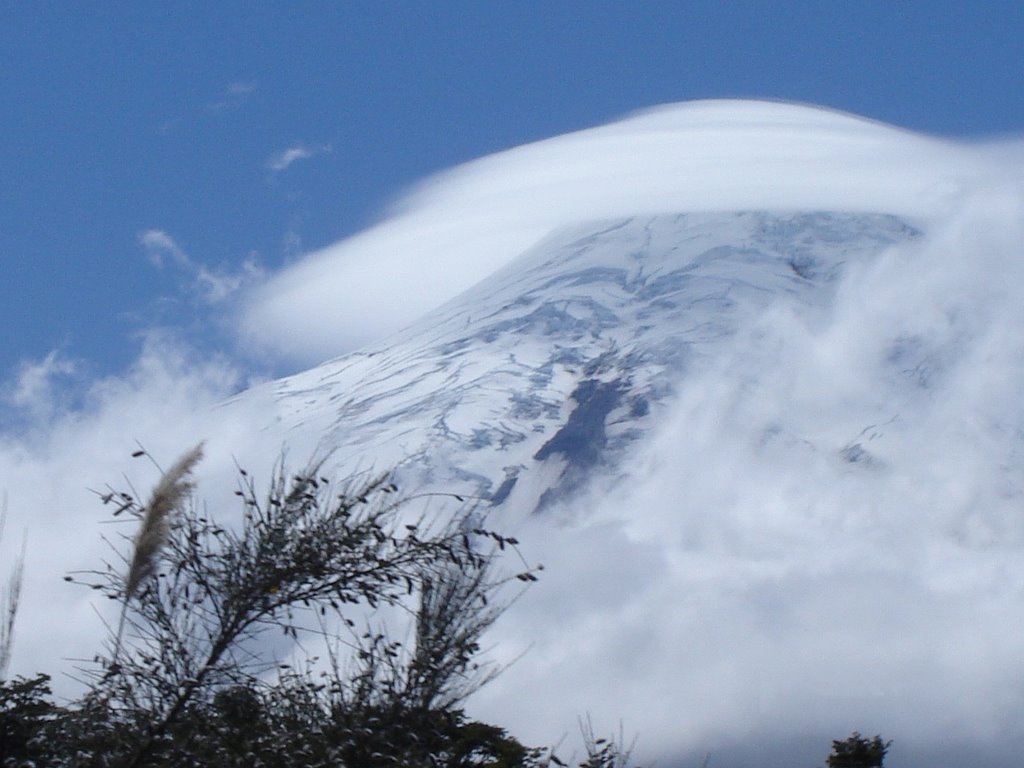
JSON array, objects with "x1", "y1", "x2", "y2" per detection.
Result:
[{"x1": 249, "y1": 210, "x2": 919, "y2": 514}]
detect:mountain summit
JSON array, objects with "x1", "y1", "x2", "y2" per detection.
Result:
[
  {"x1": 250, "y1": 210, "x2": 919, "y2": 515},
  {"x1": 240, "y1": 99, "x2": 987, "y2": 363}
]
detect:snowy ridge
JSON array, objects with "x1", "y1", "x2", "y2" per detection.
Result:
[{"x1": 244, "y1": 211, "x2": 918, "y2": 512}]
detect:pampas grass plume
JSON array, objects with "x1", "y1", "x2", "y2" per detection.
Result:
[
  {"x1": 125, "y1": 442, "x2": 204, "y2": 600},
  {"x1": 111, "y1": 442, "x2": 204, "y2": 666}
]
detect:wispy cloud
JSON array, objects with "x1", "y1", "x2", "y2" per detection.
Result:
[
  {"x1": 267, "y1": 143, "x2": 331, "y2": 172},
  {"x1": 2, "y1": 350, "x2": 76, "y2": 423},
  {"x1": 139, "y1": 228, "x2": 188, "y2": 269},
  {"x1": 208, "y1": 80, "x2": 256, "y2": 112},
  {"x1": 139, "y1": 229, "x2": 263, "y2": 304}
]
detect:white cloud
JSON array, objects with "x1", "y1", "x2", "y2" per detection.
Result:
[
  {"x1": 139, "y1": 228, "x2": 188, "y2": 269},
  {"x1": 139, "y1": 228, "x2": 263, "y2": 304},
  {"x1": 2, "y1": 350, "x2": 76, "y2": 419},
  {"x1": 208, "y1": 80, "x2": 256, "y2": 112},
  {"x1": 267, "y1": 143, "x2": 331, "y2": 172},
  {"x1": 465, "y1": 186, "x2": 1024, "y2": 765},
  {"x1": 0, "y1": 334, "x2": 281, "y2": 690},
  {"x1": 227, "y1": 81, "x2": 256, "y2": 97},
  {"x1": 239, "y1": 100, "x2": 1003, "y2": 367},
  {"x1": 234, "y1": 100, "x2": 1024, "y2": 764}
]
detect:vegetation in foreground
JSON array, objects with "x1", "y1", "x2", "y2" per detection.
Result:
[{"x1": 0, "y1": 445, "x2": 887, "y2": 767}]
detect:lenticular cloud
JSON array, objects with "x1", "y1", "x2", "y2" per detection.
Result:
[{"x1": 240, "y1": 99, "x2": 1000, "y2": 364}]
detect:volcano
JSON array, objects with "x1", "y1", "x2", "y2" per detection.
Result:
[
  {"x1": 245, "y1": 210, "x2": 921, "y2": 518},
  {"x1": 209, "y1": 102, "x2": 1024, "y2": 767}
]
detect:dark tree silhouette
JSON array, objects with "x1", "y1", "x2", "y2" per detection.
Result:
[{"x1": 827, "y1": 731, "x2": 891, "y2": 768}]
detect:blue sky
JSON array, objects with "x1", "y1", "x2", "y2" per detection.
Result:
[{"x1": 2, "y1": 1, "x2": 1023, "y2": 380}]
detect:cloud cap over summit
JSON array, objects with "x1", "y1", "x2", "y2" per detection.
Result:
[{"x1": 240, "y1": 100, "x2": 1003, "y2": 365}]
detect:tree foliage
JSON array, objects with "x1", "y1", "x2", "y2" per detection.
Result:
[
  {"x1": 0, "y1": 673, "x2": 55, "y2": 765},
  {"x1": 826, "y1": 731, "x2": 891, "y2": 768}
]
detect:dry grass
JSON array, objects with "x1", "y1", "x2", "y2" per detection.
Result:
[
  {"x1": 124, "y1": 443, "x2": 204, "y2": 600},
  {"x1": 0, "y1": 499, "x2": 27, "y2": 679},
  {"x1": 112, "y1": 443, "x2": 204, "y2": 663}
]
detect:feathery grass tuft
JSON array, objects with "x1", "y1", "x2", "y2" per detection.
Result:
[
  {"x1": 109, "y1": 444, "x2": 203, "y2": 667},
  {"x1": 0, "y1": 499, "x2": 27, "y2": 680},
  {"x1": 112, "y1": 443, "x2": 204, "y2": 667},
  {"x1": 124, "y1": 443, "x2": 204, "y2": 600}
]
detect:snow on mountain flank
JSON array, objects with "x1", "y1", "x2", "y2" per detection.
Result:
[{"x1": 253, "y1": 211, "x2": 920, "y2": 516}]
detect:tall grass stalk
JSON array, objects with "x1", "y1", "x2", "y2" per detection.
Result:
[
  {"x1": 112, "y1": 443, "x2": 204, "y2": 662},
  {"x1": 0, "y1": 498, "x2": 27, "y2": 679}
]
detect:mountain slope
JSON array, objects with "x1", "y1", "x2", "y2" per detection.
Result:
[{"x1": 245, "y1": 211, "x2": 919, "y2": 513}]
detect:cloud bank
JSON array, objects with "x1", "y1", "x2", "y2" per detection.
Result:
[
  {"x1": 239, "y1": 100, "x2": 1024, "y2": 765},
  {"x1": 467, "y1": 187, "x2": 1024, "y2": 767}
]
